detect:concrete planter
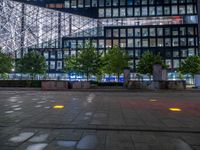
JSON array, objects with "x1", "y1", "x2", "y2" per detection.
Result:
[
  {"x1": 128, "y1": 80, "x2": 186, "y2": 90},
  {"x1": 41, "y1": 81, "x2": 69, "y2": 91},
  {"x1": 70, "y1": 81, "x2": 91, "y2": 89}
]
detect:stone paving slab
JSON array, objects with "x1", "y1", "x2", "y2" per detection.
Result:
[{"x1": 0, "y1": 91, "x2": 200, "y2": 149}]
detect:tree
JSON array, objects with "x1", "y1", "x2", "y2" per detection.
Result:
[
  {"x1": 179, "y1": 56, "x2": 200, "y2": 80},
  {"x1": 16, "y1": 51, "x2": 47, "y2": 79},
  {"x1": 0, "y1": 48, "x2": 13, "y2": 79},
  {"x1": 137, "y1": 51, "x2": 166, "y2": 79},
  {"x1": 64, "y1": 55, "x2": 80, "y2": 74},
  {"x1": 103, "y1": 46, "x2": 129, "y2": 82},
  {"x1": 64, "y1": 42, "x2": 102, "y2": 81}
]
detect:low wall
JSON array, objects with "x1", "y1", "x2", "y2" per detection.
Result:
[
  {"x1": 69, "y1": 81, "x2": 91, "y2": 89},
  {"x1": 41, "y1": 81, "x2": 68, "y2": 91},
  {"x1": 127, "y1": 80, "x2": 186, "y2": 90}
]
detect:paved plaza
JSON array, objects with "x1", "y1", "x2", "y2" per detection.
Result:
[{"x1": 0, "y1": 90, "x2": 200, "y2": 150}]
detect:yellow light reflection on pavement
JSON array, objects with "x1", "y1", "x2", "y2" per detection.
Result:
[
  {"x1": 169, "y1": 108, "x2": 182, "y2": 112},
  {"x1": 53, "y1": 105, "x2": 64, "y2": 109}
]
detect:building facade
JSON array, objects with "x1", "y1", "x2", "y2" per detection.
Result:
[{"x1": 1, "y1": 0, "x2": 199, "y2": 75}]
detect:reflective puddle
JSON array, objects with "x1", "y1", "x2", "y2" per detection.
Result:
[
  {"x1": 25, "y1": 143, "x2": 48, "y2": 150},
  {"x1": 29, "y1": 134, "x2": 49, "y2": 142},
  {"x1": 13, "y1": 108, "x2": 22, "y2": 111},
  {"x1": 9, "y1": 132, "x2": 34, "y2": 143},
  {"x1": 57, "y1": 141, "x2": 77, "y2": 148},
  {"x1": 76, "y1": 135, "x2": 97, "y2": 149},
  {"x1": 5, "y1": 111, "x2": 14, "y2": 114},
  {"x1": 11, "y1": 105, "x2": 20, "y2": 108}
]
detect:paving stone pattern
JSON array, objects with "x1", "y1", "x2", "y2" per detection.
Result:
[{"x1": 0, "y1": 91, "x2": 200, "y2": 150}]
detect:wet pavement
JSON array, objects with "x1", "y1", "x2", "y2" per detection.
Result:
[{"x1": 0, "y1": 91, "x2": 200, "y2": 150}]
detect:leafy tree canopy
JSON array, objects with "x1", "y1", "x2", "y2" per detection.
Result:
[
  {"x1": 16, "y1": 51, "x2": 47, "y2": 78},
  {"x1": 64, "y1": 42, "x2": 103, "y2": 81},
  {"x1": 0, "y1": 48, "x2": 13, "y2": 74},
  {"x1": 179, "y1": 56, "x2": 200, "y2": 77},
  {"x1": 137, "y1": 51, "x2": 166, "y2": 75},
  {"x1": 103, "y1": 46, "x2": 129, "y2": 81}
]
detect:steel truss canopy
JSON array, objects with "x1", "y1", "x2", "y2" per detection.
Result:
[{"x1": 0, "y1": 0, "x2": 99, "y2": 56}]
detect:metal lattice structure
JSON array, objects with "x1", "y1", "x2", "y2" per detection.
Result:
[{"x1": 0, "y1": 0, "x2": 99, "y2": 57}]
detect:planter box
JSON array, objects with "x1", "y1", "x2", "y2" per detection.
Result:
[
  {"x1": 128, "y1": 80, "x2": 186, "y2": 90},
  {"x1": 41, "y1": 81, "x2": 68, "y2": 91},
  {"x1": 70, "y1": 81, "x2": 91, "y2": 89}
]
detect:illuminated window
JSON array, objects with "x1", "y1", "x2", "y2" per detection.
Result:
[
  {"x1": 166, "y1": 59, "x2": 172, "y2": 68},
  {"x1": 127, "y1": 8, "x2": 133, "y2": 16},
  {"x1": 173, "y1": 60, "x2": 180, "y2": 68},
  {"x1": 134, "y1": 8, "x2": 140, "y2": 16},
  {"x1": 106, "y1": 8, "x2": 111, "y2": 17},
  {"x1": 78, "y1": 0, "x2": 83, "y2": 7},
  {"x1": 92, "y1": 0, "x2": 97, "y2": 7},
  {"x1": 188, "y1": 48, "x2": 195, "y2": 56},
  {"x1": 165, "y1": 38, "x2": 171, "y2": 47},
  {"x1": 120, "y1": 39, "x2": 126, "y2": 48},
  {"x1": 120, "y1": 8, "x2": 126, "y2": 17},
  {"x1": 98, "y1": 40, "x2": 105, "y2": 48},
  {"x1": 120, "y1": 0, "x2": 126, "y2": 6},
  {"x1": 150, "y1": 28, "x2": 156, "y2": 36},
  {"x1": 142, "y1": 39, "x2": 149, "y2": 47},
  {"x1": 172, "y1": 5, "x2": 178, "y2": 15},
  {"x1": 187, "y1": 5, "x2": 193, "y2": 14},
  {"x1": 120, "y1": 29, "x2": 126, "y2": 37},
  {"x1": 99, "y1": 9, "x2": 104, "y2": 17},
  {"x1": 135, "y1": 39, "x2": 141, "y2": 47},
  {"x1": 106, "y1": 0, "x2": 111, "y2": 6},
  {"x1": 113, "y1": 0, "x2": 118, "y2": 6},
  {"x1": 57, "y1": 61, "x2": 62, "y2": 70},
  {"x1": 113, "y1": 39, "x2": 119, "y2": 46},
  {"x1": 71, "y1": 0, "x2": 77, "y2": 8},
  {"x1": 85, "y1": 0, "x2": 90, "y2": 7},
  {"x1": 127, "y1": 29, "x2": 133, "y2": 37},
  {"x1": 127, "y1": 39, "x2": 134, "y2": 47},
  {"x1": 142, "y1": 28, "x2": 148, "y2": 37},
  {"x1": 188, "y1": 38, "x2": 195, "y2": 46},
  {"x1": 127, "y1": 0, "x2": 133, "y2": 5},
  {"x1": 99, "y1": 0, "x2": 104, "y2": 6},
  {"x1": 50, "y1": 61, "x2": 55, "y2": 69},
  {"x1": 150, "y1": 38, "x2": 156, "y2": 47},
  {"x1": 157, "y1": 6, "x2": 163, "y2": 15},
  {"x1": 113, "y1": 29, "x2": 119, "y2": 37},
  {"x1": 173, "y1": 38, "x2": 179, "y2": 47},
  {"x1": 113, "y1": 8, "x2": 119, "y2": 17},
  {"x1": 179, "y1": 5, "x2": 185, "y2": 14},
  {"x1": 157, "y1": 38, "x2": 163, "y2": 47},
  {"x1": 164, "y1": 6, "x2": 170, "y2": 15},
  {"x1": 149, "y1": 7, "x2": 155, "y2": 16},
  {"x1": 142, "y1": 7, "x2": 148, "y2": 16},
  {"x1": 65, "y1": 0, "x2": 70, "y2": 8},
  {"x1": 135, "y1": 28, "x2": 141, "y2": 37},
  {"x1": 180, "y1": 38, "x2": 186, "y2": 46}
]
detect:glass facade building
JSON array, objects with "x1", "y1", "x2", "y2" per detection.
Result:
[{"x1": 0, "y1": 0, "x2": 199, "y2": 73}]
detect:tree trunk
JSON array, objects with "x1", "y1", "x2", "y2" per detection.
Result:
[
  {"x1": 192, "y1": 75, "x2": 195, "y2": 86},
  {"x1": 117, "y1": 73, "x2": 120, "y2": 82},
  {"x1": 86, "y1": 72, "x2": 89, "y2": 81},
  {"x1": 149, "y1": 75, "x2": 152, "y2": 81}
]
